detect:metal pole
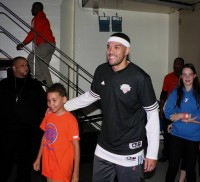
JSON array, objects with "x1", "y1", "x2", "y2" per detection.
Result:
[{"x1": 33, "y1": 32, "x2": 36, "y2": 78}]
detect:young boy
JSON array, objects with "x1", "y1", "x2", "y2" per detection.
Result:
[{"x1": 33, "y1": 83, "x2": 80, "y2": 182}]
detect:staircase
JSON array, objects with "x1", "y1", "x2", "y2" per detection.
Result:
[{"x1": 0, "y1": 2, "x2": 102, "y2": 162}]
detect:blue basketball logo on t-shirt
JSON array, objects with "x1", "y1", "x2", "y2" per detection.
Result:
[{"x1": 45, "y1": 123, "x2": 58, "y2": 144}]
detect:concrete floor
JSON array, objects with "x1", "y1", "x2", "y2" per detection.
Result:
[
  {"x1": 8, "y1": 163, "x2": 93, "y2": 182},
  {"x1": 146, "y1": 142, "x2": 200, "y2": 182},
  {"x1": 7, "y1": 141, "x2": 200, "y2": 182}
]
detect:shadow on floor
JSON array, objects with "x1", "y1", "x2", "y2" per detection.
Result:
[
  {"x1": 8, "y1": 135, "x2": 200, "y2": 182},
  {"x1": 8, "y1": 162, "x2": 93, "y2": 182}
]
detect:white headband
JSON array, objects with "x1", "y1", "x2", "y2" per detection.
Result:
[{"x1": 107, "y1": 36, "x2": 130, "y2": 48}]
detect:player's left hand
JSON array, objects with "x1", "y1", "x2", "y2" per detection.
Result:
[{"x1": 144, "y1": 158, "x2": 157, "y2": 172}]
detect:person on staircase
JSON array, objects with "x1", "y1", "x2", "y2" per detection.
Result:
[{"x1": 17, "y1": 2, "x2": 56, "y2": 87}]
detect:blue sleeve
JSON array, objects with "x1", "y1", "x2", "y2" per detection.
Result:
[
  {"x1": 183, "y1": 92, "x2": 200, "y2": 122},
  {"x1": 164, "y1": 89, "x2": 177, "y2": 120},
  {"x1": 191, "y1": 108, "x2": 200, "y2": 122}
]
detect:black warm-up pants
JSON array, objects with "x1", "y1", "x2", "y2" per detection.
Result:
[
  {"x1": 165, "y1": 135, "x2": 199, "y2": 182},
  {"x1": 161, "y1": 117, "x2": 171, "y2": 159}
]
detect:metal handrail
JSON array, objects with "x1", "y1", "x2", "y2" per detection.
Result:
[
  {"x1": 0, "y1": 26, "x2": 102, "y2": 116},
  {"x1": 0, "y1": 48, "x2": 102, "y2": 129},
  {"x1": 0, "y1": 3, "x2": 93, "y2": 96},
  {"x1": 0, "y1": 49, "x2": 12, "y2": 59},
  {"x1": 0, "y1": 4, "x2": 94, "y2": 92},
  {"x1": 0, "y1": 3, "x2": 93, "y2": 77},
  {"x1": 0, "y1": 26, "x2": 89, "y2": 94},
  {"x1": 0, "y1": 2, "x2": 102, "y2": 129},
  {"x1": 0, "y1": 17, "x2": 93, "y2": 82}
]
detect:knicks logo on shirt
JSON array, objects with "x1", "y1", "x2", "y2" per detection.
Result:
[
  {"x1": 45, "y1": 123, "x2": 58, "y2": 145},
  {"x1": 120, "y1": 84, "x2": 131, "y2": 94}
]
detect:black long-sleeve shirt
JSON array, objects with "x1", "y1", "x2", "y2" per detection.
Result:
[{"x1": 0, "y1": 75, "x2": 47, "y2": 129}]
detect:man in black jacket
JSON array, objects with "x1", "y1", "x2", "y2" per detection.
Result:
[{"x1": 0, "y1": 56, "x2": 47, "y2": 182}]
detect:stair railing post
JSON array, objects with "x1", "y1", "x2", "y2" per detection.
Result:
[
  {"x1": 32, "y1": 31, "x2": 36, "y2": 78},
  {"x1": 67, "y1": 66, "x2": 70, "y2": 98},
  {"x1": 76, "y1": 64, "x2": 79, "y2": 97}
]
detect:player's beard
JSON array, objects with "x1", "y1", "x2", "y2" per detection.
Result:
[{"x1": 108, "y1": 54, "x2": 125, "y2": 66}]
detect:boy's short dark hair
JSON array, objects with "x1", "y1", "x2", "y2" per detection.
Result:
[{"x1": 47, "y1": 83, "x2": 67, "y2": 97}]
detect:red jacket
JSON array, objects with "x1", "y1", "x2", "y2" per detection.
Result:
[
  {"x1": 162, "y1": 72, "x2": 179, "y2": 96},
  {"x1": 23, "y1": 11, "x2": 55, "y2": 46}
]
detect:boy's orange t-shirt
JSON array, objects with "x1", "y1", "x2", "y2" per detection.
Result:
[{"x1": 40, "y1": 112, "x2": 80, "y2": 182}]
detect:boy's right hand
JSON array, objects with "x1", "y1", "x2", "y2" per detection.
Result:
[
  {"x1": 33, "y1": 160, "x2": 41, "y2": 171},
  {"x1": 45, "y1": 108, "x2": 52, "y2": 115}
]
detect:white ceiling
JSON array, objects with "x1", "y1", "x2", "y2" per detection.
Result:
[{"x1": 82, "y1": 0, "x2": 200, "y2": 14}]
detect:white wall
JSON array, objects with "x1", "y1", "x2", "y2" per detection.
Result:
[
  {"x1": 0, "y1": 0, "x2": 181, "y2": 99},
  {"x1": 74, "y1": 0, "x2": 170, "y2": 98},
  {"x1": 60, "y1": 0, "x2": 75, "y2": 61},
  {"x1": 0, "y1": 0, "x2": 61, "y2": 83},
  {"x1": 60, "y1": 0, "x2": 76, "y2": 98},
  {"x1": 168, "y1": 11, "x2": 180, "y2": 72},
  {"x1": 179, "y1": 6, "x2": 200, "y2": 75}
]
